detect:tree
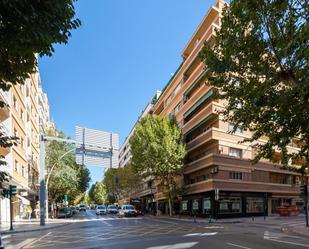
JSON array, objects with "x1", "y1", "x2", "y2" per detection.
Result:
[
  {"x1": 103, "y1": 165, "x2": 140, "y2": 203},
  {"x1": 0, "y1": 0, "x2": 81, "y2": 89},
  {"x1": 200, "y1": 0, "x2": 309, "y2": 172},
  {"x1": 129, "y1": 115, "x2": 186, "y2": 216},
  {"x1": 0, "y1": 0, "x2": 80, "y2": 187},
  {"x1": 46, "y1": 132, "x2": 90, "y2": 204},
  {"x1": 89, "y1": 182, "x2": 107, "y2": 205}
]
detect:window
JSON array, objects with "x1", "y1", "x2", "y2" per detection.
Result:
[
  {"x1": 13, "y1": 96, "x2": 17, "y2": 109},
  {"x1": 228, "y1": 123, "x2": 242, "y2": 134},
  {"x1": 22, "y1": 165, "x2": 25, "y2": 177},
  {"x1": 173, "y1": 103, "x2": 182, "y2": 115},
  {"x1": 246, "y1": 197, "x2": 263, "y2": 213},
  {"x1": 229, "y1": 171, "x2": 243, "y2": 180},
  {"x1": 229, "y1": 148, "x2": 242, "y2": 158},
  {"x1": 219, "y1": 197, "x2": 242, "y2": 214},
  {"x1": 14, "y1": 160, "x2": 18, "y2": 172},
  {"x1": 20, "y1": 109, "x2": 24, "y2": 121},
  {"x1": 20, "y1": 137, "x2": 24, "y2": 148}
]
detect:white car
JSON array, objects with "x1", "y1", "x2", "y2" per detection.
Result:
[
  {"x1": 79, "y1": 204, "x2": 86, "y2": 212},
  {"x1": 118, "y1": 205, "x2": 137, "y2": 217},
  {"x1": 96, "y1": 205, "x2": 107, "y2": 215},
  {"x1": 107, "y1": 205, "x2": 118, "y2": 214}
]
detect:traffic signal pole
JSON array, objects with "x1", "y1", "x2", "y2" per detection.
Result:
[{"x1": 9, "y1": 192, "x2": 13, "y2": 231}]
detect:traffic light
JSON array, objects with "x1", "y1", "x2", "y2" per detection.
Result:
[
  {"x1": 300, "y1": 184, "x2": 308, "y2": 197},
  {"x1": 9, "y1": 185, "x2": 17, "y2": 196}
]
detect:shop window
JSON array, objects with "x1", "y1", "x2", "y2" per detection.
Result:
[
  {"x1": 202, "y1": 198, "x2": 211, "y2": 214},
  {"x1": 229, "y1": 148, "x2": 242, "y2": 158},
  {"x1": 229, "y1": 171, "x2": 243, "y2": 180},
  {"x1": 246, "y1": 197, "x2": 263, "y2": 213},
  {"x1": 219, "y1": 197, "x2": 242, "y2": 214},
  {"x1": 181, "y1": 200, "x2": 188, "y2": 211},
  {"x1": 192, "y1": 199, "x2": 199, "y2": 212}
]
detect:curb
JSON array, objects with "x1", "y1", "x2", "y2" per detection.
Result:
[{"x1": 1, "y1": 222, "x2": 69, "y2": 235}]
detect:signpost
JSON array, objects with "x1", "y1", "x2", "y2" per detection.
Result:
[
  {"x1": 300, "y1": 184, "x2": 308, "y2": 227},
  {"x1": 39, "y1": 126, "x2": 119, "y2": 226}
]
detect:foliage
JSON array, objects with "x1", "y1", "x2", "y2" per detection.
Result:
[
  {"x1": 103, "y1": 165, "x2": 140, "y2": 202},
  {"x1": 129, "y1": 115, "x2": 186, "y2": 215},
  {"x1": 46, "y1": 131, "x2": 90, "y2": 204},
  {"x1": 0, "y1": 0, "x2": 80, "y2": 189},
  {"x1": 74, "y1": 192, "x2": 90, "y2": 206},
  {"x1": 0, "y1": 0, "x2": 81, "y2": 90},
  {"x1": 200, "y1": 0, "x2": 309, "y2": 172},
  {"x1": 88, "y1": 182, "x2": 107, "y2": 205}
]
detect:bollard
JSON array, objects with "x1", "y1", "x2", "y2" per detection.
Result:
[
  {"x1": 193, "y1": 214, "x2": 196, "y2": 223},
  {"x1": 209, "y1": 215, "x2": 212, "y2": 223},
  {"x1": 252, "y1": 216, "x2": 254, "y2": 221}
]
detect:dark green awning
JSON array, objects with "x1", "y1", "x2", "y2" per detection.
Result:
[
  {"x1": 185, "y1": 114, "x2": 214, "y2": 136},
  {"x1": 183, "y1": 89, "x2": 213, "y2": 119},
  {"x1": 184, "y1": 71, "x2": 207, "y2": 97}
]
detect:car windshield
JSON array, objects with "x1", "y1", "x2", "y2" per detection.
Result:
[
  {"x1": 125, "y1": 205, "x2": 134, "y2": 210},
  {"x1": 108, "y1": 205, "x2": 116, "y2": 209},
  {"x1": 80, "y1": 205, "x2": 85, "y2": 208},
  {"x1": 97, "y1": 206, "x2": 105, "y2": 209}
]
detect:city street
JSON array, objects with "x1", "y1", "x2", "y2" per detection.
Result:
[{"x1": 3, "y1": 210, "x2": 309, "y2": 249}]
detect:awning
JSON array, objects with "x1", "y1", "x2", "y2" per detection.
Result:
[
  {"x1": 16, "y1": 195, "x2": 30, "y2": 205},
  {"x1": 183, "y1": 89, "x2": 213, "y2": 119},
  {"x1": 185, "y1": 114, "x2": 214, "y2": 136},
  {"x1": 184, "y1": 71, "x2": 207, "y2": 96}
]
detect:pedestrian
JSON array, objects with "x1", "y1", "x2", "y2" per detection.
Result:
[{"x1": 26, "y1": 206, "x2": 32, "y2": 220}]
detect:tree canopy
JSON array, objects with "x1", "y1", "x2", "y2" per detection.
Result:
[
  {"x1": 46, "y1": 132, "x2": 90, "y2": 204},
  {"x1": 103, "y1": 165, "x2": 140, "y2": 203},
  {"x1": 89, "y1": 182, "x2": 107, "y2": 205},
  {"x1": 200, "y1": 0, "x2": 309, "y2": 171},
  {"x1": 129, "y1": 115, "x2": 186, "y2": 215},
  {"x1": 0, "y1": 0, "x2": 80, "y2": 90}
]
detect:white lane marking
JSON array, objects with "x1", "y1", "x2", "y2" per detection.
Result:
[
  {"x1": 101, "y1": 221, "x2": 113, "y2": 227},
  {"x1": 2, "y1": 234, "x2": 11, "y2": 239},
  {"x1": 6, "y1": 238, "x2": 35, "y2": 249},
  {"x1": 183, "y1": 232, "x2": 217, "y2": 237},
  {"x1": 21, "y1": 232, "x2": 51, "y2": 248},
  {"x1": 204, "y1": 226, "x2": 224, "y2": 229},
  {"x1": 226, "y1": 243, "x2": 252, "y2": 249},
  {"x1": 281, "y1": 221, "x2": 305, "y2": 225},
  {"x1": 264, "y1": 238, "x2": 309, "y2": 248},
  {"x1": 146, "y1": 242, "x2": 198, "y2": 249}
]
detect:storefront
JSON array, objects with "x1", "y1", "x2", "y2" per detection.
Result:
[{"x1": 181, "y1": 191, "x2": 269, "y2": 218}]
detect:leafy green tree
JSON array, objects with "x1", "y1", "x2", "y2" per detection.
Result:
[
  {"x1": 46, "y1": 131, "x2": 90, "y2": 204},
  {"x1": 0, "y1": 0, "x2": 80, "y2": 188},
  {"x1": 89, "y1": 182, "x2": 107, "y2": 205},
  {"x1": 103, "y1": 166, "x2": 140, "y2": 202},
  {"x1": 130, "y1": 115, "x2": 186, "y2": 216},
  {"x1": 200, "y1": 0, "x2": 309, "y2": 172}
]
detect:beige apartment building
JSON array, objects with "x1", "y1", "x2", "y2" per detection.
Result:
[
  {"x1": 127, "y1": 0, "x2": 302, "y2": 218},
  {"x1": 0, "y1": 71, "x2": 54, "y2": 222}
]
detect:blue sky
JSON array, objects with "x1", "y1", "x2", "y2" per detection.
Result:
[{"x1": 38, "y1": 0, "x2": 213, "y2": 185}]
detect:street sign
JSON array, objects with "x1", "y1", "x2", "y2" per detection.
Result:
[
  {"x1": 64, "y1": 195, "x2": 68, "y2": 202},
  {"x1": 9, "y1": 185, "x2": 17, "y2": 196},
  {"x1": 75, "y1": 126, "x2": 119, "y2": 168}
]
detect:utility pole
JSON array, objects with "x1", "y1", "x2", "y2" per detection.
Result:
[
  {"x1": 9, "y1": 185, "x2": 17, "y2": 231},
  {"x1": 39, "y1": 135, "x2": 46, "y2": 226},
  {"x1": 300, "y1": 184, "x2": 308, "y2": 227}
]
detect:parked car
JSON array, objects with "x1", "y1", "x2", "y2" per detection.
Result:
[
  {"x1": 79, "y1": 204, "x2": 87, "y2": 212},
  {"x1": 57, "y1": 207, "x2": 72, "y2": 218},
  {"x1": 96, "y1": 205, "x2": 107, "y2": 215},
  {"x1": 71, "y1": 206, "x2": 77, "y2": 215},
  {"x1": 107, "y1": 205, "x2": 118, "y2": 214},
  {"x1": 118, "y1": 205, "x2": 137, "y2": 217}
]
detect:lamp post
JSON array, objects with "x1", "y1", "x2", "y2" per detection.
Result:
[{"x1": 45, "y1": 148, "x2": 75, "y2": 221}]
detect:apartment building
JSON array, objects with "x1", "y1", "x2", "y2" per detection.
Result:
[
  {"x1": 118, "y1": 91, "x2": 161, "y2": 169},
  {"x1": 0, "y1": 71, "x2": 54, "y2": 222},
  {"x1": 129, "y1": 0, "x2": 302, "y2": 218}
]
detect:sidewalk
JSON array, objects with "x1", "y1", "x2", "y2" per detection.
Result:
[{"x1": 0, "y1": 219, "x2": 69, "y2": 234}]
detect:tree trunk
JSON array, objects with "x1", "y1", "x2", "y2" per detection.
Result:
[{"x1": 168, "y1": 198, "x2": 172, "y2": 217}]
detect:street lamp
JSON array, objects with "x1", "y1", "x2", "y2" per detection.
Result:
[{"x1": 45, "y1": 148, "x2": 75, "y2": 220}]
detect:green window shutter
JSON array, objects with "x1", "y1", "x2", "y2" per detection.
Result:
[{"x1": 185, "y1": 114, "x2": 214, "y2": 136}]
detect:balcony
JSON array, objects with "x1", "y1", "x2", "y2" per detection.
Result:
[
  {"x1": 0, "y1": 123, "x2": 11, "y2": 156},
  {"x1": 183, "y1": 101, "x2": 222, "y2": 134}
]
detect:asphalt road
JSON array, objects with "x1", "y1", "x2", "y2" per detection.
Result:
[{"x1": 3, "y1": 210, "x2": 309, "y2": 249}]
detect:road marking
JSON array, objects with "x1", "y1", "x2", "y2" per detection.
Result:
[
  {"x1": 227, "y1": 243, "x2": 252, "y2": 249},
  {"x1": 6, "y1": 238, "x2": 35, "y2": 249},
  {"x1": 146, "y1": 242, "x2": 198, "y2": 249},
  {"x1": 183, "y1": 232, "x2": 217, "y2": 237},
  {"x1": 22, "y1": 232, "x2": 52, "y2": 248},
  {"x1": 204, "y1": 226, "x2": 224, "y2": 229},
  {"x1": 264, "y1": 238, "x2": 309, "y2": 248}
]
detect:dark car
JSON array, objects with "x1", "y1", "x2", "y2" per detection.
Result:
[{"x1": 57, "y1": 207, "x2": 72, "y2": 218}]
